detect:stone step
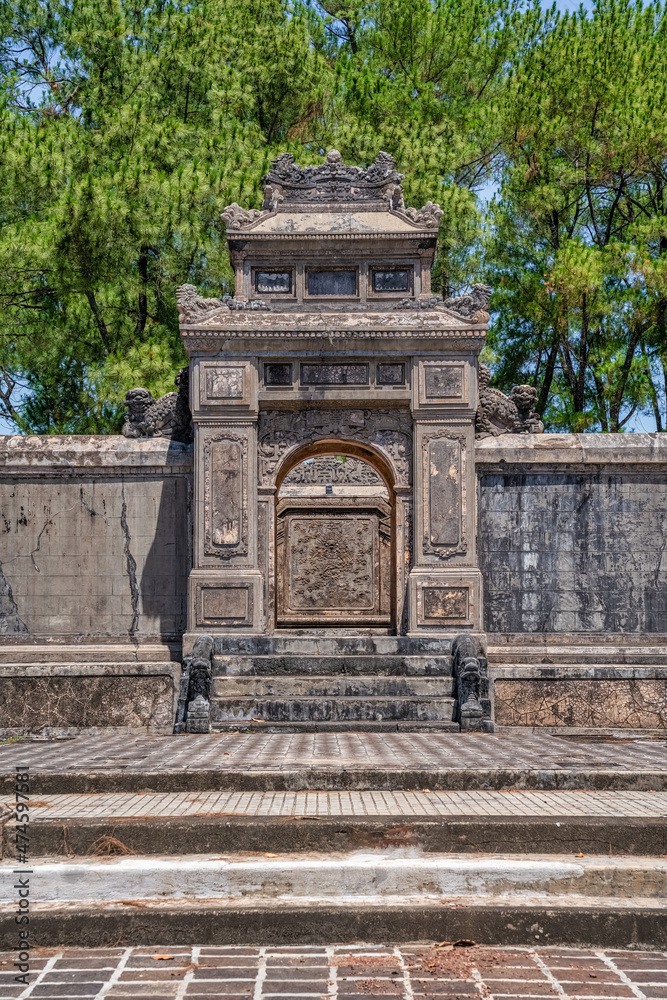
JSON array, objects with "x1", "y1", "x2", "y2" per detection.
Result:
[
  {"x1": 2, "y1": 851, "x2": 665, "y2": 904},
  {"x1": 487, "y1": 645, "x2": 667, "y2": 666},
  {"x1": 210, "y1": 696, "x2": 456, "y2": 724},
  {"x1": 6, "y1": 789, "x2": 666, "y2": 858},
  {"x1": 211, "y1": 675, "x2": 454, "y2": 698},
  {"x1": 213, "y1": 654, "x2": 453, "y2": 676},
  {"x1": 0, "y1": 644, "x2": 180, "y2": 665},
  {"x1": 210, "y1": 636, "x2": 454, "y2": 657},
  {"x1": 211, "y1": 720, "x2": 461, "y2": 733},
  {"x1": 4, "y1": 894, "x2": 666, "y2": 948}
]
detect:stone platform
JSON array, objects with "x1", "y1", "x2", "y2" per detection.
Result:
[{"x1": 1, "y1": 731, "x2": 665, "y2": 794}]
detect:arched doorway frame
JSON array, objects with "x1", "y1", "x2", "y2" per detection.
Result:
[{"x1": 273, "y1": 438, "x2": 398, "y2": 631}]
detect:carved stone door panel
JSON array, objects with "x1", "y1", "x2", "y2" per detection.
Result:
[{"x1": 276, "y1": 497, "x2": 392, "y2": 626}]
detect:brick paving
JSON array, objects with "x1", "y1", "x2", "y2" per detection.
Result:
[
  {"x1": 1, "y1": 733, "x2": 665, "y2": 775},
  {"x1": 2, "y1": 945, "x2": 667, "y2": 1000},
  {"x1": 3, "y1": 789, "x2": 667, "y2": 821}
]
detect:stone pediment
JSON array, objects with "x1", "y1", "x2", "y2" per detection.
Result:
[{"x1": 228, "y1": 208, "x2": 436, "y2": 237}]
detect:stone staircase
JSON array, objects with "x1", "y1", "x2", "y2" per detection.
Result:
[
  {"x1": 2, "y1": 734, "x2": 667, "y2": 948},
  {"x1": 208, "y1": 637, "x2": 458, "y2": 732}
]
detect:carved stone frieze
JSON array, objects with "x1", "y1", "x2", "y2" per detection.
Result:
[
  {"x1": 260, "y1": 149, "x2": 405, "y2": 209},
  {"x1": 283, "y1": 456, "x2": 383, "y2": 486},
  {"x1": 176, "y1": 284, "x2": 268, "y2": 325},
  {"x1": 443, "y1": 284, "x2": 492, "y2": 323},
  {"x1": 221, "y1": 203, "x2": 264, "y2": 231},
  {"x1": 258, "y1": 408, "x2": 412, "y2": 487},
  {"x1": 203, "y1": 432, "x2": 249, "y2": 558},
  {"x1": 476, "y1": 365, "x2": 544, "y2": 438}
]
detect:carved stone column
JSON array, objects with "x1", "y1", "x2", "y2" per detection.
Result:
[
  {"x1": 407, "y1": 356, "x2": 483, "y2": 633},
  {"x1": 186, "y1": 358, "x2": 263, "y2": 642}
]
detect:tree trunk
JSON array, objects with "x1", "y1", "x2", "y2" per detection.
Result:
[
  {"x1": 573, "y1": 293, "x2": 588, "y2": 413},
  {"x1": 135, "y1": 248, "x2": 148, "y2": 336},
  {"x1": 85, "y1": 291, "x2": 110, "y2": 352},
  {"x1": 537, "y1": 334, "x2": 559, "y2": 415}
]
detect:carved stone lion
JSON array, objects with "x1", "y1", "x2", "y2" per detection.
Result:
[
  {"x1": 509, "y1": 383, "x2": 545, "y2": 434},
  {"x1": 122, "y1": 366, "x2": 193, "y2": 443},
  {"x1": 476, "y1": 365, "x2": 544, "y2": 438}
]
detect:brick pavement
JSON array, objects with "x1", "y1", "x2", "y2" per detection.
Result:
[
  {"x1": 1, "y1": 733, "x2": 665, "y2": 775},
  {"x1": 3, "y1": 789, "x2": 667, "y2": 821},
  {"x1": 2, "y1": 945, "x2": 667, "y2": 1000}
]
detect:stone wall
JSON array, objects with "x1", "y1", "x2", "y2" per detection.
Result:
[
  {"x1": 476, "y1": 434, "x2": 667, "y2": 732},
  {"x1": 2, "y1": 431, "x2": 666, "y2": 734},
  {"x1": 0, "y1": 436, "x2": 191, "y2": 641},
  {"x1": 476, "y1": 434, "x2": 667, "y2": 635},
  {"x1": 0, "y1": 436, "x2": 191, "y2": 735}
]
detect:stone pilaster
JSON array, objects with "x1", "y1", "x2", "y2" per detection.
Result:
[
  {"x1": 186, "y1": 358, "x2": 263, "y2": 640},
  {"x1": 407, "y1": 356, "x2": 483, "y2": 632}
]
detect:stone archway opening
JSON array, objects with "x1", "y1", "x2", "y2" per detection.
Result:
[{"x1": 275, "y1": 443, "x2": 395, "y2": 629}]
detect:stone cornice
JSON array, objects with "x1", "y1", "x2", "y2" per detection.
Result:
[
  {"x1": 179, "y1": 309, "x2": 488, "y2": 335},
  {"x1": 0, "y1": 435, "x2": 193, "y2": 471},
  {"x1": 475, "y1": 432, "x2": 667, "y2": 466}
]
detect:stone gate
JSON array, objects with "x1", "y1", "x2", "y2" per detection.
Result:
[{"x1": 177, "y1": 150, "x2": 491, "y2": 647}]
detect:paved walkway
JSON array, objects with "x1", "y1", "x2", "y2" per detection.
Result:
[
  {"x1": 4, "y1": 789, "x2": 667, "y2": 820},
  {"x1": 2, "y1": 945, "x2": 666, "y2": 999},
  {"x1": 1, "y1": 733, "x2": 666, "y2": 774}
]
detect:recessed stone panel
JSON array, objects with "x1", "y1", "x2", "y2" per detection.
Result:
[
  {"x1": 0, "y1": 675, "x2": 173, "y2": 731},
  {"x1": 210, "y1": 441, "x2": 242, "y2": 547},
  {"x1": 417, "y1": 361, "x2": 469, "y2": 407},
  {"x1": 203, "y1": 433, "x2": 249, "y2": 558},
  {"x1": 197, "y1": 360, "x2": 255, "y2": 410},
  {"x1": 300, "y1": 363, "x2": 369, "y2": 386},
  {"x1": 265, "y1": 363, "x2": 292, "y2": 386},
  {"x1": 206, "y1": 367, "x2": 245, "y2": 399},
  {"x1": 495, "y1": 678, "x2": 667, "y2": 729},
  {"x1": 423, "y1": 586, "x2": 468, "y2": 621},
  {"x1": 377, "y1": 363, "x2": 405, "y2": 385},
  {"x1": 425, "y1": 365, "x2": 464, "y2": 399},
  {"x1": 200, "y1": 584, "x2": 250, "y2": 624},
  {"x1": 286, "y1": 514, "x2": 376, "y2": 611},
  {"x1": 423, "y1": 435, "x2": 464, "y2": 554}
]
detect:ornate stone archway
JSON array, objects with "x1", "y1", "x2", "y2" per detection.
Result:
[{"x1": 180, "y1": 149, "x2": 488, "y2": 640}]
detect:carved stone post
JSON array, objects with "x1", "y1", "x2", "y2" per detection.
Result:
[
  {"x1": 408, "y1": 357, "x2": 484, "y2": 633},
  {"x1": 186, "y1": 359, "x2": 263, "y2": 645}
]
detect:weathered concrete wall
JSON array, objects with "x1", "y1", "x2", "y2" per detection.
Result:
[
  {"x1": 476, "y1": 434, "x2": 667, "y2": 635},
  {"x1": 0, "y1": 436, "x2": 192, "y2": 641},
  {"x1": 0, "y1": 437, "x2": 191, "y2": 735}
]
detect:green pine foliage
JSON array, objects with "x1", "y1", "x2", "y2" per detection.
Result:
[{"x1": 0, "y1": 0, "x2": 665, "y2": 432}]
